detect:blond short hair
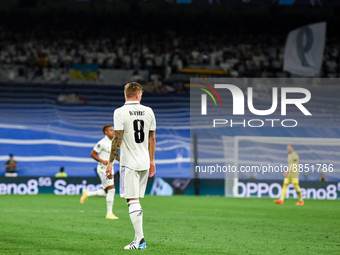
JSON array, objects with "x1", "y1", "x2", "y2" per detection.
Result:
[{"x1": 124, "y1": 82, "x2": 143, "y2": 99}]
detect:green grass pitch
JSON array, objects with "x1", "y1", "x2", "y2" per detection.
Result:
[{"x1": 0, "y1": 195, "x2": 339, "y2": 254}]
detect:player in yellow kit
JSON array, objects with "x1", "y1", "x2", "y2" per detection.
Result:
[{"x1": 274, "y1": 144, "x2": 304, "y2": 206}]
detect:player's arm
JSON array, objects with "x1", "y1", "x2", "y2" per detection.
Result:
[
  {"x1": 115, "y1": 154, "x2": 120, "y2": 162},
  {"x1": 148, "y1": 130, "x2": 156, "y2": 177},
  {"x1": 106, "y1": 130, "x2": 123, "y2": 179},
  {"x1": 284, "y1": 155, "x2": 291, "y2": 177},
  {"x1": 285, "y1": 161, "x2": 292, "y2": 177},
  {"x1": 284, "y1": 169, "x2": 289, "y2": 177},
  {"x1": 90, "y1": 150, "x2": 108, "y2": 165}
]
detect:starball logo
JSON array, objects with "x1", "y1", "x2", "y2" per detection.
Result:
[{"x1": 195, "y1": 83, "x2": 312, "y2": 128}]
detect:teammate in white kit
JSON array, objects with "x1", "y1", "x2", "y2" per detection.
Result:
[
  {"x1": 80, "y1": 125, "x2": 120, "y2": 220},
  {"x1": 106, "y1": 82, "x2": 156, "y2": 250}
]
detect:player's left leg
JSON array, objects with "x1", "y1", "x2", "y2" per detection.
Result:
[{"x1": 292, "y1": 178, "x2": 304, "y2": 205}]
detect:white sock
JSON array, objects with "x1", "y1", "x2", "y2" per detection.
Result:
[
  {"x1": 128, "y1": 200, "x2": 144, "y2": 244},
  {"x1": 106, "y1": 189, "x2": 115, "y2": 215},
  {"x1": 87, "y1": 189, "x2": 106, "y2": 197}
]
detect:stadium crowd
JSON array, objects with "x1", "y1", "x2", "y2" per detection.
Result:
[
  {"x1": 1, "y1": 29, "x2": 340, "y2": 79},
  {"x1": 0, "y1": 30, "x2": 284, "y2": 75},
  {"x1": 1, "y1": 4, "x2": 340, "y2": 80}
]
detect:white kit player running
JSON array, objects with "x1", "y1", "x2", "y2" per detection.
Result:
[
  {"x1": 80, "y1": 125, "x2": 120, "y2": 220},
  {"x1": 106, "y1": 82, "x2": 156, "y2": 250}
]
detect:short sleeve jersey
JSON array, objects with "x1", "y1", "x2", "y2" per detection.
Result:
[
  {"x1": 93, "y1": 136, "x2": 112, "y2": 171},
  {"x1": 114, "y1": 101, "x2": 156, "y2": 170},
  {"x1": 287, "y1": 151, "x2": 299, "y2": 178}
]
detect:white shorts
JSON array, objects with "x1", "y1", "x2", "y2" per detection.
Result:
[
  {"x1": 97, "y1": 166, "x2": 114, "y2": 189},
  {"x1": 120, "y1": 166, "x2": 148, "y2": 199}
]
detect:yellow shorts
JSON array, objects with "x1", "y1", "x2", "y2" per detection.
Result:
[{"x1": 283, "y1": 178, "x2": 299, "y2": 185}]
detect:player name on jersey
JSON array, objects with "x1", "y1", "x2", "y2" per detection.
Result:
[{"x1": 129, "y1": 111, "x2": 145, "y2": 116}]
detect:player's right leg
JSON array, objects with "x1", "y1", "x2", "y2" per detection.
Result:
[
  {"x1": 124, "y1": 198, "x2": 146, "y2": 250},
  {"x1": 274, "y1": 178, "x2": 290, "y2": 204},
  {"x1": 121, "y1": 166, "x2": 147, "y2": 250},
  {"x1": 80, "y1": 188, "x2": 106, "y2": 204}
]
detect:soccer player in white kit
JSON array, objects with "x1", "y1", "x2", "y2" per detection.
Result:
[
  {"x1": 106, "y1": 82, "x2": 156, "y2": 250},
  {"x1": 80, "y1": 125, "x2": 120, "y2": 220}
]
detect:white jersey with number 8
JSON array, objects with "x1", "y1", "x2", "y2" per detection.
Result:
[{"x1": 113, "y1": 101, "x2": 156, "y2": 171}]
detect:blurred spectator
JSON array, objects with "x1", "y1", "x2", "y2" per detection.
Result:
[
  {"x1": 220, "y1": 57, "x2": 231, "y2": 73},
  {"x1": 106, "y1": 48, "x2": 117, "y2": 68},
  {"x1": 95, "y1": 47, "x2": 106, "y2": 68},
  {"x1": 5, "y1": 154, "x2": 17, "y2": 177},
  {"x1": 62, "y1": 51, "x2": 73, "y2": 69},
  {"x1": 42, "y1": 68, "x2": 56, "y2": 82},
  {"x1": 190, "y1": 47, "x2": 201, "y2": 64},
  {"x1": 55, "y1": 167, "x2": 67, "y2": 178},
  {"x1": 57, "y1": 93, "x2": 87, "y2": 103},
  {"x1": 122, "y1": 51, "x2": 132, "y2": 69},
  {"x1": 174, "y1": 56, "x2": 183, "y2": 73},
  {"x1": 130, "y1": 70, "x2": 145, "y2": 83},
  {"x1": 85, "y1": 48, "x2": 95, "y2": 64},
  {"x1": 144, "y1": 80, "x2": 161, "y2": 94},
  {"x1": 150, "y1": 70, "x2": 160, "y2": 84},
  {"x1": 154, "y1": 51, "x2": 164, "y2": 71},
  {"x1": 38, "y1": 54, "x2": 48, "y2": 68},
  {"x1": 303, "y1": 173, "x2": 309, "y2": 180},
  {"x1": 7, "y1": 66, "x2": 15, "y2": 82},
  {"x1": 230, "y1": 67, "x2": 239, "y2": 78},
  {"x1": 144, "y1": 51, "x2": 154, "y2": 70},
  {"x1": 47, "y1": 50, "x2": 59, "y2": 68},
  {"x1": 17, "y1": 51, "x2": 28, "y2": 65},
  {"x1": 58, "y1": 69, "x2": 69, "y2": 84},
  {"x1": 326, "y1": 57, "x2": 337, "y2": 73},
  {"x1": 318, "y1": 173, "x2": 328, "y2": 182},
  {"x1": 165, "y1": 64, "x2": 172, "y2": 79},
  {"x1": 26, "y1": 67, "x2": 37, "y2": 81},
  {"x1": 94, "y1": 70, "x2": 104, "y2": 84}
]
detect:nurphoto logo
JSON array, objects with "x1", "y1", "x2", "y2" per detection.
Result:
[{"x1": 197, "y1": 83, "x2": 312, "y2": 128}]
